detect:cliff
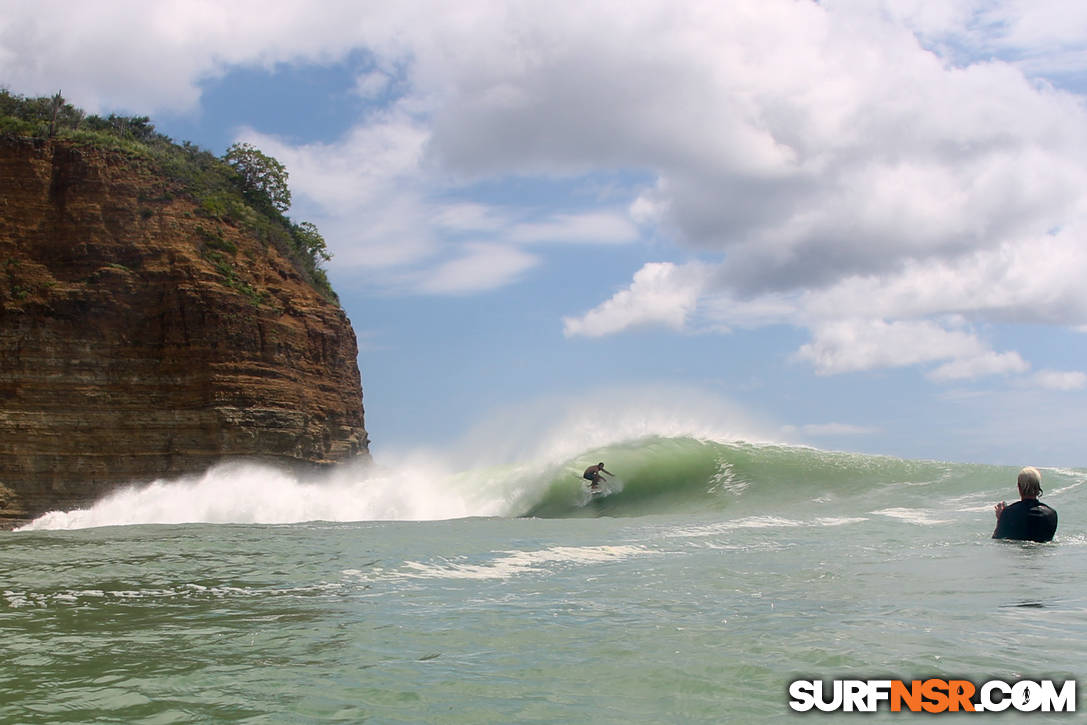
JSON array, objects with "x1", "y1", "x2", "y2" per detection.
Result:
[{"x1": 0, "y1": 134, "x2": 369, "y2": 525}]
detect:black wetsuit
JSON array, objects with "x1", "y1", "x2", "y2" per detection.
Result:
[{"x1": 992, "y1": 498, "x2": 1057, "y2": 543}]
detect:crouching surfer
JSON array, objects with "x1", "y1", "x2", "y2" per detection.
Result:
[
  {"x1": 583, "y1": 462, "x2": 614, "y2": 492},
  {"x1": 993, "y1": 466, "x2": 1058, "y2": 543}
]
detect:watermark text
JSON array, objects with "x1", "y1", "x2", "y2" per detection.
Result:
[{"x1": 789, "y1": 678, "x2": 1076, "y2": 713}]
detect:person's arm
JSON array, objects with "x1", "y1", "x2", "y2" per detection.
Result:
[{"x1": 992, "y1": 501, "x2": 1007, "y2": 538}]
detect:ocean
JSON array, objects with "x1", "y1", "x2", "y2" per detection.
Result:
[{"x1": 3, "y1": 433, "x2": 1085, "y2": 723}]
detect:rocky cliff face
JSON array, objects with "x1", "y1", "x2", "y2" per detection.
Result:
[{"x1": 0, "y1": 135, "x2": 369, "y2": 524}]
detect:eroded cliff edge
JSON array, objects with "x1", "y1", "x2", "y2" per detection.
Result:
[{"x1": 0, "y1": 135, "x2": 369, "y2": 524}]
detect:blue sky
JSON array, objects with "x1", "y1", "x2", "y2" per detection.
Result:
[{"x1": 4, "y1": 0, "x2": 1087, "y2": 466}]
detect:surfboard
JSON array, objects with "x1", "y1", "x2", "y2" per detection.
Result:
[
  {"x1": 588, "y1": 478, "x2": 618, "y2": 499},
  {"x1": 574, "y1": 472, "x2": 619, "y2": 506}
]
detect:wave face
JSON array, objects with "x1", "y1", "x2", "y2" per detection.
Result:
[
  {"x1": 527, "y1": 436, "x2": 738, "y2": 517},
  {"x1": 524, "y1": 436, "x2": 1002, "y2": 518}
]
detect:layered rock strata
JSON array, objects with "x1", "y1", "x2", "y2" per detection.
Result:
[{"x1": 0, "y1": 136, "x2": 369, "y2": 525}]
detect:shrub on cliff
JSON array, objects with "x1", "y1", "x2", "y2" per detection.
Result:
[
  {"x1": 0, "y1": 89, "x2": 86, "y2": 137},
  {"x1": 0, "y1": 89, "x2": 337, "y2": 303}
]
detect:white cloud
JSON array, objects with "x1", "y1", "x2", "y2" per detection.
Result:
[
  {"x1": 563, "y1": 262, "x2": 709, "y2": 338},
  {"x1": 509, "y1": 211, "x2": 639, "y2": 245},
  {"x1": 353, "y1": 70, "x2": 393, "y2": 100},
  {"x1": 1029, "y1": 370, "x2": 1087, "y2": 391},
  {"x1": 392, "y1": 0, "x2": 1087, "y2": 379},
  {"x1": 433, "y1": 203, "x2": 511, "y2": 234},
  {"x1": 797, "y1": 229, "x2": 1087, "y2": 327},
  {"x1": 794, "y1": 319, "x2": 1029, "y2": 379},
  {"x1": 928, "y1": 350, "x2": 1030, "y2": 381},
  {"x1": 414, "y1": 243, "x2": 538, "y2": 295}
]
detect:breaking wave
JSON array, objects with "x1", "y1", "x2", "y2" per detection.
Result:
[{"x1": 16, "y1": 387, "x2": 1087, "y2": 531}]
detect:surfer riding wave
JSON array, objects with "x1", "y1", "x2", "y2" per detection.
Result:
[{"x1": 583, "y1": 462, "x2": 614, "y2": 491}]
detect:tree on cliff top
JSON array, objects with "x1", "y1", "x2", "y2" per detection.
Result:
[{"x1": 224, "y1": 142, "x2": 292, "y2": 213}]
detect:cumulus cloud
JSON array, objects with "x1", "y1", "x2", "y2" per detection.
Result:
[
  {"x1": 0, "y1": 0, "x2": 371, "y2": 112},
  {"x1": 563, "y1": 263, "x2": 709, "y2": 338},
  {"x1": 6, "y1": 0, "x2": 1087, "y2": 380},
  {"x1": 527, "y1": 1, "x2": 1087, "y2": 380},
  {"x1": 794, "y1": 319, "x2": 1029, "y2": 379}
]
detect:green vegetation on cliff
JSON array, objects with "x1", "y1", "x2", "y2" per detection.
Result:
[{"x1": 0, "y1": 89, "x2": 336, "y2": 303}]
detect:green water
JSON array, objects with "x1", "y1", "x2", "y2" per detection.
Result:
[{"x1": 3, "y1": 444, "x2": 1086, "y2": 722}]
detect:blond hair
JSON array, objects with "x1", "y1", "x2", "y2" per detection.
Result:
[{"x1": 1017, "y1": 466, "x2": 1042, "y2": 497}]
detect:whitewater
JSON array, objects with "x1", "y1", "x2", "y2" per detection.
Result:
[{"x1": 4, "y1": 395, "x2": 1086, "y2": 722}]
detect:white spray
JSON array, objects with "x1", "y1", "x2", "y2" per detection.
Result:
[{"x1": 18, "y1": 384, "x2": 779, "y2": 530}]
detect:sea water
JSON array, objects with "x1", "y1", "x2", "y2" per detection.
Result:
[{"x1": 3, "y1": 436, "x2": 1085, "y2": 723}]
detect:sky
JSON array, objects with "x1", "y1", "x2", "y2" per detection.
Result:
[{"x1": 3, "y1": 0, "x2": 1087, "y2": 466}]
